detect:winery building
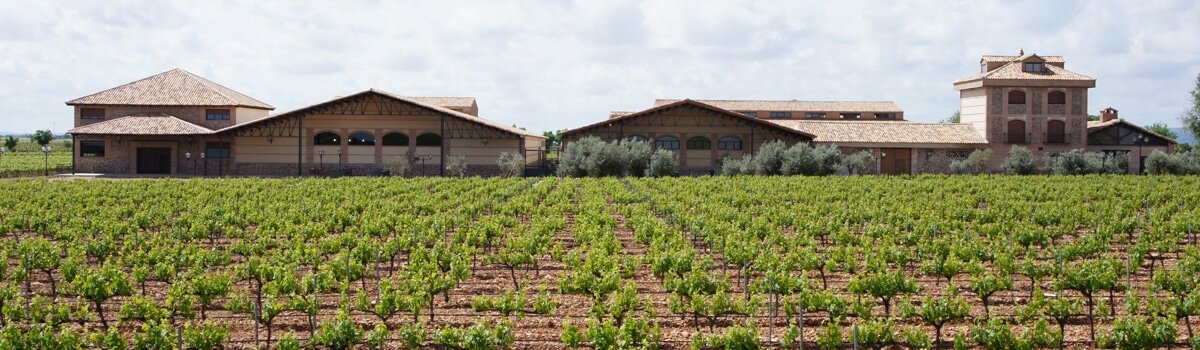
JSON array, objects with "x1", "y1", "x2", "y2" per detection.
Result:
[
  {"x1": 67, "y1": 69, "x2": 544, "y2": 176},
  {"x1": 562, "y1": 53, "x2": 1177, "y2": 174}
]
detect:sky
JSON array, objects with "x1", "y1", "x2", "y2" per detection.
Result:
[{"x1": 1, "y1": 0, "x2": 1198, "y2": 135}]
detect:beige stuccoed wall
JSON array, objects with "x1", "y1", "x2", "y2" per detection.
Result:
[
  {"x1": 236, "y1": 107, "x2": 271, "y2": 123},
  {"x1": 229, "y1": 113, "x2": 537, "y2": 174},
  {"x1": 959, "y1": 88, "x2": 987, "y2": 138}
]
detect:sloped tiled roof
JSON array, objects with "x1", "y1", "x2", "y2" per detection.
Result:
[
  {"x1": 218, "y1": 89, "x2": 542, "y2": 139},
  {"x1": 654, "y1": 99, "x2": 902, "y2": 113},
  {"x1": 767, "y1": 120, "x2": 987, "y2": 145},
  {"x1": 1086, "y1": 118, "x2": 1178, "y2": 144},
  {"x1": 66, "y1": 68, "x2": 274, "y2": 109},
  {"x1": 68, "y1": 113, "x2": 212, "y2": 135},
  {"x1": 981, "y1": 55, "x2": 1065, "y2": 63},
  {"x1": 955, "y1": 56, "x2": 1094, "y2": 84},
  {"x1": 562, "y1": 99, "x2": 815, "y2": 139},
  {"x1": 404, "y1": 97, "x2": 476, "y2": 108}
]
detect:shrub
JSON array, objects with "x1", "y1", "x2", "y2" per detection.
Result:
[
  {"x1": 751, "y1": 140, "x2": 789, "y2": 175},
  {"x1": 557, "y1": 136, "x2": 654, "y2": 177},
  {"x1": 387, "y1": 154, "x2": 413, "y2": 177},
  {"x1": 496, "y1": 152, "x2": 525, "y2": 177},
  {"x1": 1146, "y1": 150, "x2": 1200, "y2": 175},
  {"x1": 1002, "y1": 146, "x2": 1038, "y2": 175},
  {"x1": 950, "y1": 149, "x2": 993, "y2": 174},
  {"x1": 780, "y1": 143, "x2": 841, "y2": 176},
  {"x1": 445, "y1": 156, "x2": 469, "y2": 177},
  {"x1": 184, "y1": 321, "x2": 230, "y2": 350},
  {"x1": 842, "y1": 150, "x2": 877, "y2": 175},
  {"x1": 646, "y1": 149, "x2": 678, "y2": 177},
  {"x1": 1047, "y1": 149, "x2": 1125, "y2": 175},
  {"x1": 721, "y1": 156, "x2": 753, "y2": 176},
  {"x1": 314, "y1": 312, "x2": 363, "y2": 350}
]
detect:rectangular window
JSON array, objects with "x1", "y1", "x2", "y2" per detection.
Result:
[
  {"x1": 205, "y1": 142, "x2": 231, "y2": 158},
  {"x1": 876, "y1": 113, "x2": 897, "y2": 119},
  {"x1": 1023, "y1": 62, "x2": 1044, "y2": 73},
  {"x1": 840, "y1": 113, "x2": 861, "y2": 119},
  {"x1": 206, "y1": 109, "x2": 231, "y2": 120},
  {"x1": 744, "y1": 111, "x2": 757, "y2": 118},
  {"x1": 804, "y1": 112, "x2": 825, "y2": 119},
  {"x1": 80, "y1": 140, "x2": 105, "y2": 157},
  {"x1": 80, "y1": 108, "x2": 105, "y2": 120},
  {"x1": 769, "y1": 111, "x2": 792, "y2": 119}
]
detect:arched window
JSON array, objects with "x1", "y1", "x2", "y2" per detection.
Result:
[
  {"x1": 654, "y1": 136, "x2": 679, "y2": 150},
  {"x1": 1008, "y1": 90, "x2": 1026, "y2": 105},
  {"x1": 1048, "y1": 91, "x2": 1066, "y2": 105},
  {"x1": 1007, "y1": 119, "x2": 1026, "y2": 144},
  {"x1": 314, "y1": 132, "x2": 340, "y2": 145},
  {"x1": 416, "y1": 133, "x2": 442, "y2": 146},
  {"x1": 1046, "y1": 120, "x2": 1066, "y2": 144},
  {"x1": 382, "y1": 132, "x2": 409, "y2": 146},
  {"x1": 717, "y1": 137, "x2": 742, "y2": 150},
  {"x1": 686, "y1": 136, "x2": 711, "y2": 150},
  {"x1": 625, "y1": 135, "x2": 648, "y2": 142},
  {"x1": 347, "y1": 132, "x2": 375, "y2": 146}
]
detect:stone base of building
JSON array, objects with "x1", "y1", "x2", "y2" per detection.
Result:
[{"x1": 228, "y1": 162, "x2": 509, "y2": 177}]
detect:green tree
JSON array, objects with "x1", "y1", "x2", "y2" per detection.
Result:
[
  {"x1": 1183, "y1": 73, "x2": 1200, "y2": 141},
  {"x1": 1088, "y1": 114, "x2": 1101, "y2": 122},
  {"x1": 543, "y1": 129, "x2": 564, "y2": 148},
  {"x1": 2, "y1": 135, "x2": 15, "y2": 151},
  {"x1": 1145, "y1": 122, "x2": 1178, "y2": 140},
  {"x1": 944, "y1": 110, "x2": 961, "y2": 123},
  {"x1": 31, "y1": 130, "x2": 52, "y2": 147}
]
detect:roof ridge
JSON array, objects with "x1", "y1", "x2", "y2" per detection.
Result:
[
  {"x1": 174, "y1": 69, "x2": 240, "y2": 106},
  {"x1": 67, "y1": 67, "x2": 180, "y2": 104},
  {"x1": 177, "y1": 69, "x2": 275, "y2": 109}
]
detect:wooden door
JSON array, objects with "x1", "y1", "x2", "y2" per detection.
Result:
[
  {"x1": 880, "y1": 148, "x2": 911, "y2": 175},
  {"x1": 137, "y1": 148, "x2": 172, "y2": 174}
]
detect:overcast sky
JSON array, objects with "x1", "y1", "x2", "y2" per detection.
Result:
[{"x1": 2, "y1": 0, "x2": 1198, "y2": 134}]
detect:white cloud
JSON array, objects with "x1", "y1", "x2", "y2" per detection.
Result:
[{"x1": 0, "y1": 0, "x2": 1197, "y2": 134}]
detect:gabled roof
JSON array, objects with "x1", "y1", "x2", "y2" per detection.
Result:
[
  {"x1": 955, "y1": 56, "x2": 1094, "y2": 85},
  {"x1": 561, "y1": 99, "x2": 815, "y2": 139},
  {"x1": 654, "y1": 99, "x2": 902, "y2": 113},
  {"x1": 981, "y1": 55, "x2": 1065, "y2": 63},
  {"x1": 404, "y1": 97, "x2": 476, "y2": 109},
  {"x1": 68, "y1": 113, "x2": 212, "y2": 135},
  {"x1": 66, "y1": 68, "x2": 274, "y2": 110},
  {"x1": 1086, "y1": 118, "x2": 1178, "y2": 144},
  {"x1": 767, "y1": 120, "x2": 988, "y2": 146},
  {"x1": 217, "y1": 89, "x2": 542, "y2": 139}
]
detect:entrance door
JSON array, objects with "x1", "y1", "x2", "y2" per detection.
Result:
[
  {"x1": 136, "y1": 148, "x2": 172, "y2": 174},
  {"x1": 880, "y1": 148, "x2": 911, "y2": 175}
]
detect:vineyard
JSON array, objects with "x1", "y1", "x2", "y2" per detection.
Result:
[
  {"x1": 1, "y1": 176, "x2": 1199, "y2": 349},
  {"x1": 1, "y1": 139, "x2": 73, "y2": 176}
]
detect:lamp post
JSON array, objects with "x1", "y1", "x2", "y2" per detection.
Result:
[
  {"x1": 40, "y1": 145, "x2": 52, "y2": 176},
  {"x1": 337, "y1": 149, "x2": 344, "y2": 175},
  {"x1": 201, "y1": 152, "x2": 207, "y2": 176},
  {"x1": 319, "y1": 149, "x2": 325, "y2": 171},
  {"x1": 185, "y1": 152, "x2": 193, "y2": 176}
]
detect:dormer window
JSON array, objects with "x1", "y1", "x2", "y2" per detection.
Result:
[
  {"x1": 840, "y1": 113, "x2": 861, "y2": 120},
  {"x1": 804, "y1": 112, "x2": 825, "y2": 119},
  {"x1": 1023, "y1": 62, "x2": 1045, "y2": 73},
  {"x1": 876, "y1": 113, "x2": 898, "y2": 119},
  {"x1": 769, "y1": 111, "x2": 791, "y2": 119}
]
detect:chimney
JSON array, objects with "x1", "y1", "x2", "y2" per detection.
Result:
[{"x1": 1100, "y1": 107, "x2": 1118, "y2": 122}]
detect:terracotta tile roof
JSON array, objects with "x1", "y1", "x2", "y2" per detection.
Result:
[
  {"x1": 981, "y1": 55, "x2": 1065, "y2": 63},
  {"x1": 767, "y1": 120, "x2": 988, "y2": 145},
  {"x1": 562, "y1": 99, "x2": 815, "y2": 139},
  {"x1": 68, "y1": 113, "x2": 212, "y2": 135},
  {"x1": 654, "y1": 99, "x2": 902, "y2": 113},
  {"x1": 955, "y1": 57, "x2": 1094, "y2": 84},
  {"x1": 217, "y1": 90, "x2": 543, "y2": 139},
  {"x1": 1086, "y1": 118, "x2": 1178, "y2": 144},
  {"x1": 66, "y1": 68, "x2": 274, "y2": 109},
  {"x1": 404, "y1": 97, "x2": 476, "y2": 108}
]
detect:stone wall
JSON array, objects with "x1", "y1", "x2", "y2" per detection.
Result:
[{"x1": 915, "y1": 148, "x2": 974, "y2": 174}]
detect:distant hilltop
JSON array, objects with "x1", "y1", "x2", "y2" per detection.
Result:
[{"x1": 1172, "y1": 128, "x2": 1196, "y2": 144}]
